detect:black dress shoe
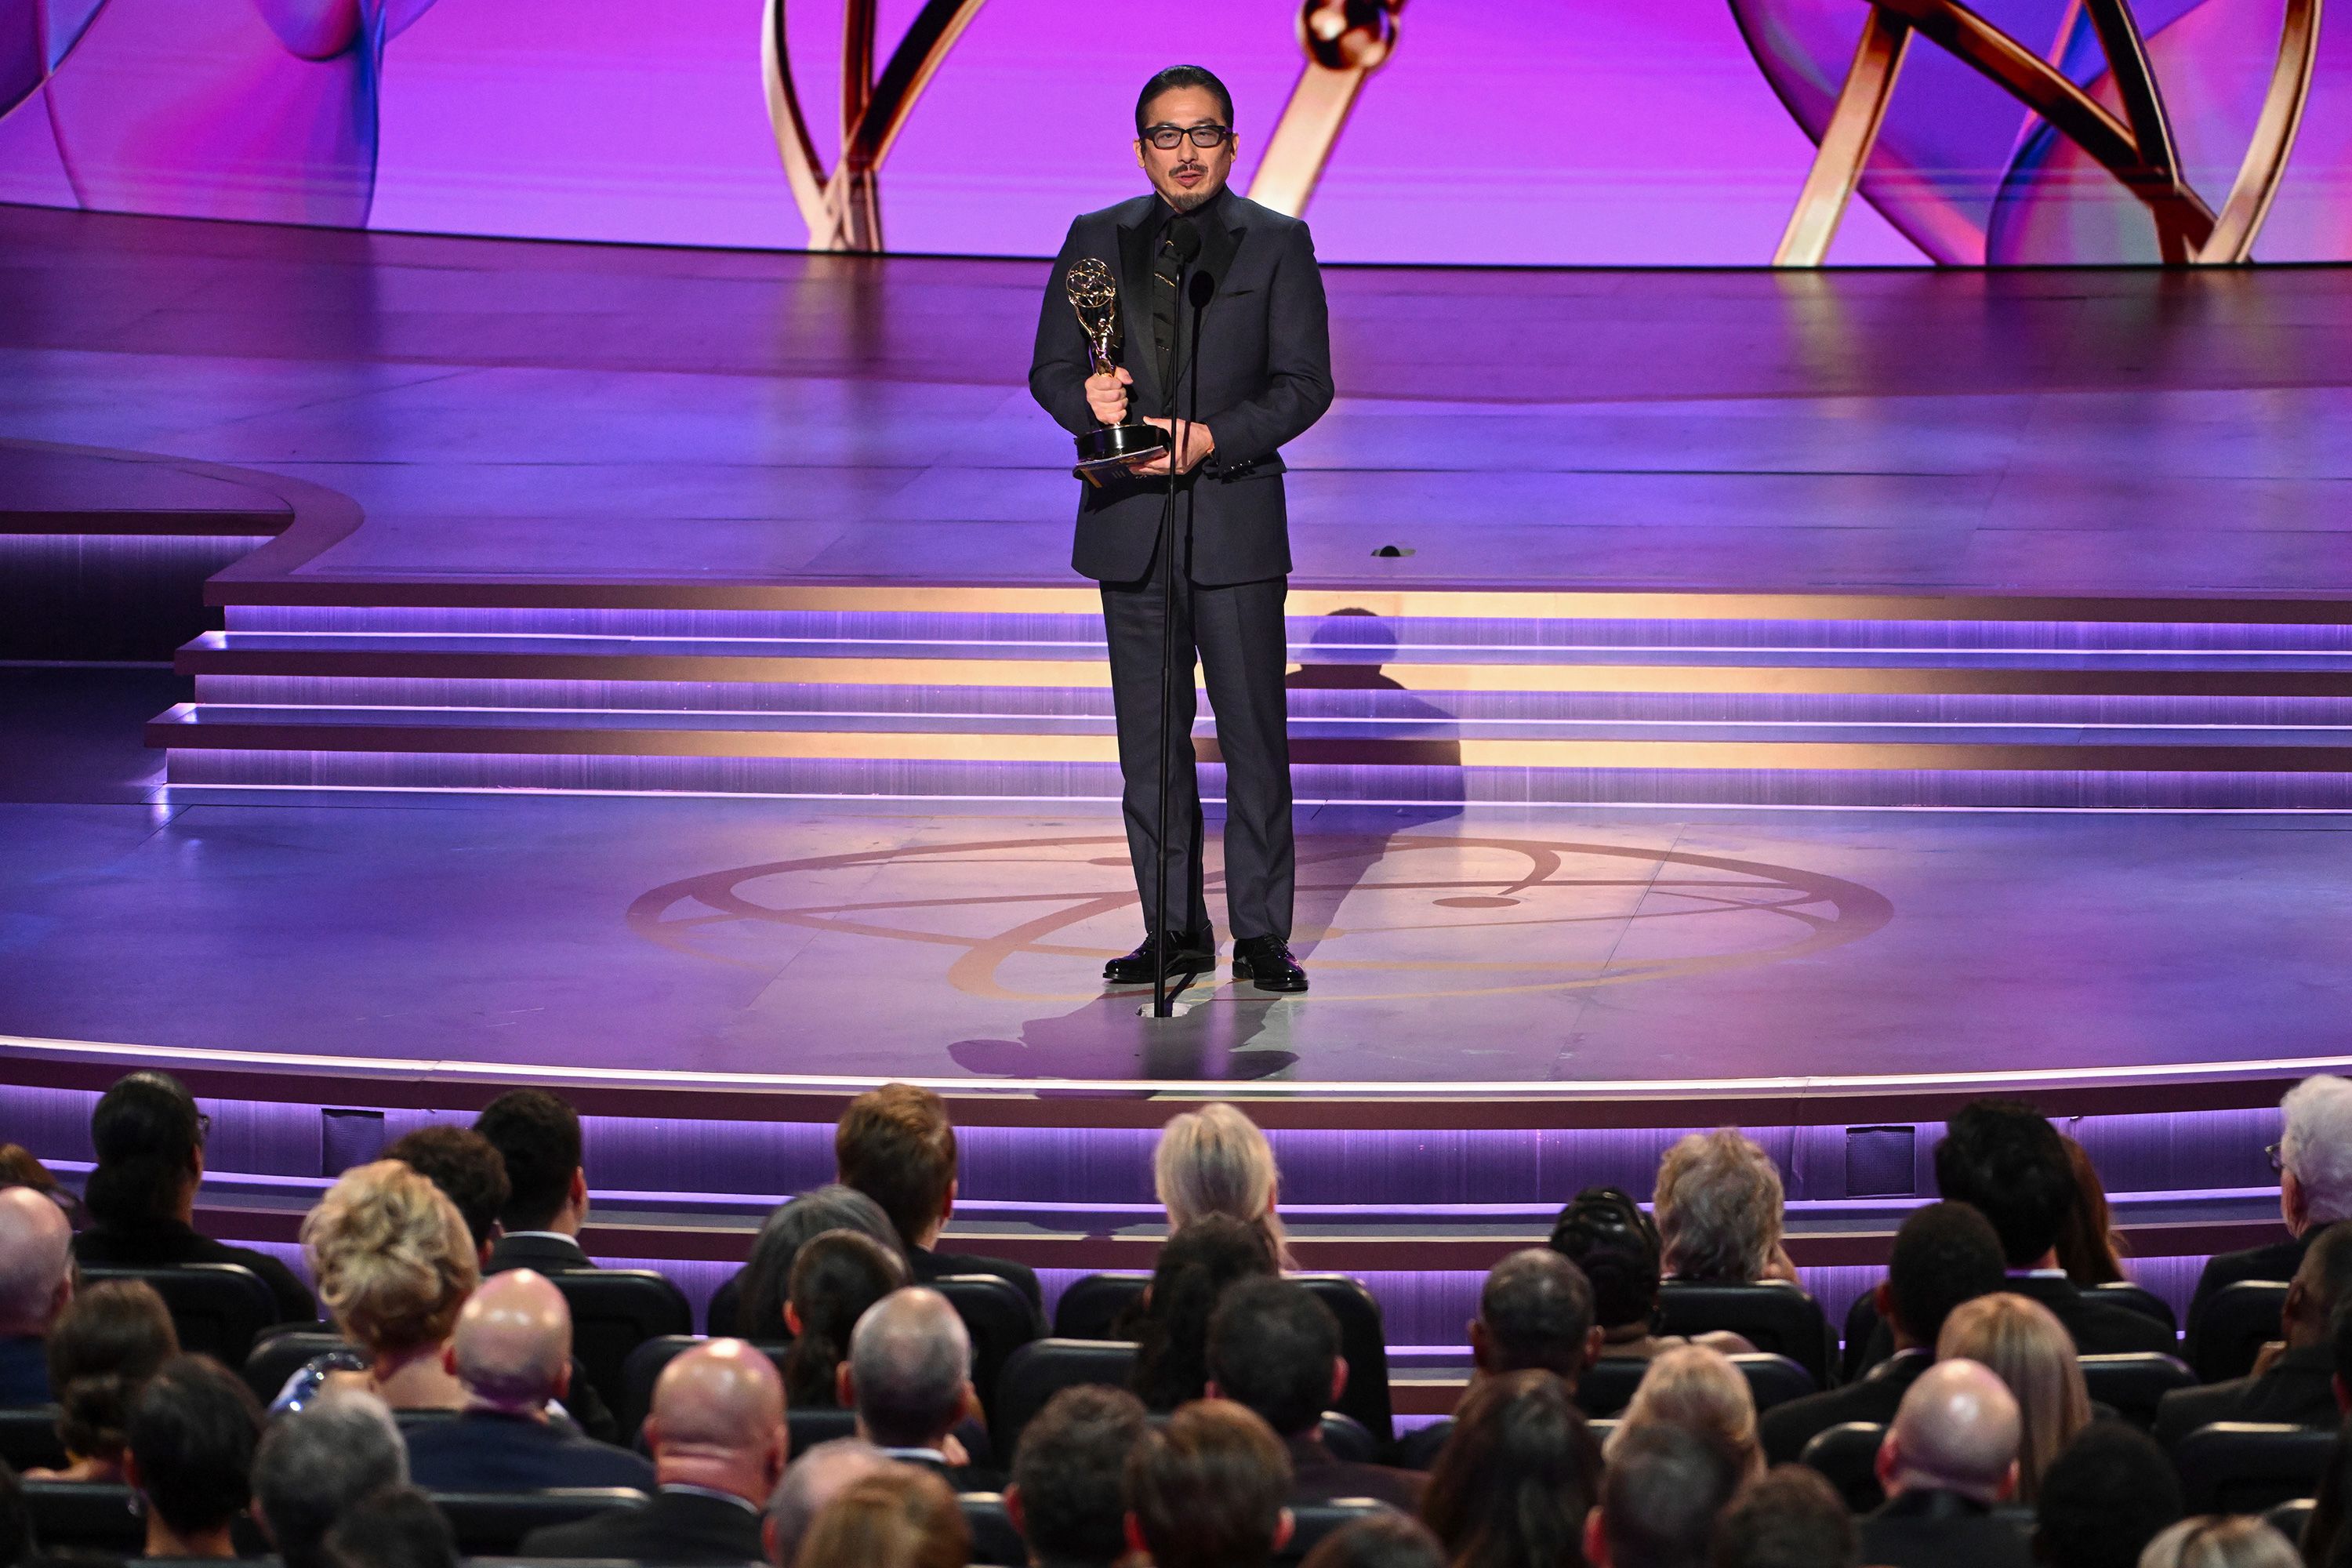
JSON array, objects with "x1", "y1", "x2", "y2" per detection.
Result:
[
  {"x1": 1232, "y1": 935, "x2": 1308, "y2": 993},
  {"x1": 1105, "y1": 931, "x2": 1215, "y2": 985}
]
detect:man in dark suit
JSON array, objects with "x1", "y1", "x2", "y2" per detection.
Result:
[
  {"x1": 836, "y1": 1083, "x2": 1043, "y2": 1323},
  {"x1": 2184, "y1": 1075, "x2": 2352, "y2": 1363},
  {"x1": 474, "y1": 1090, "x2": 594, "y2": 1273},
  {"x1": 1762, "y1": 1203, "x2": 2006, "y2": 1464},
  {"x1": 404, "y1": 1269, "x2": 652, "y2": 1492},
  {"x1": 2154, "y1": 1220, "x2": 2352, "y2": 1446},
  {"x1": 0, "y1": 1186, "x2": 72, "y2": 1404},
  {"x1": 1400, "y1": 1247, "x2": 1599, "y2": 1469},
  {"x1": 1859, "y1": 1359, "x2": 2033, "y2": 1568},
  {"x1": 1006, "y1": 1387, "x2": 1151, "y2": 1568},
  {"x1": 1030, "y1": 63, "x2": 1334, "y2": 994},
  {"x1": 840, "y1": 1287, "x2": 1000, "y2": 1491},
  {"x1": 522, "y1": 1340, "x2": 785, "y2": 1564},
  {"x1": 1206, "y1": 1277, "x2": 1422, "y2": 1510}
]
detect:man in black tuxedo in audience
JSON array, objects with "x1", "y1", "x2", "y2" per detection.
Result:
[
  {"x1": 1206, "y1": 1277, "x2": 1423, "y2": 1510},
  {"x1": 836, "y1": 1083, "x2": 1043, "y2": 1324},
  {"x1": 522, "y1": 1341, "x2": 784, "y2": 1564},
  {"x1": 840, "y1": 1287, "x2": 1001, "y2": 1491},
  {"x1": 0, "y1": 1185, "x2": 73, "y2": 1403},
  {"x1": 1762, "y1": 1203, "x2": 2005, "y2": 1463},
  {"x1": 1860, "y1": 1359, "x2": 2034, "y2": 1568},
  {"x1": 1006, "y1": 1387, "x2": 1152, "y2": 1568},
  {"x1": 2184, "y1": 1075, "x2": 2352, "y2": 1363},
  {"x1": 2154, "y1": 1220, "x2": 2352, "y2": 1446},
  {"x1": 474, "y1": 1090, "x2": 595, "y2": 1272},
  {"x1": 1399, "y1": 1247, "x2": 1599, "y2": 1469}
]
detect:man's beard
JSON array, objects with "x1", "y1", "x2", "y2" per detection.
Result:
[{"x1": 1166, "y1": 173, "x2": 1220, "y2": 210}]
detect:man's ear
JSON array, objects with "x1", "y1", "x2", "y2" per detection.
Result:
[
  {"x1": 1273, "y1": 1510, "x2": 1294, "y2": 1555},
  {"x1": 1873, "y1": 1279, "x2": 1896, "y2": 1324},
  {"x1": 643, "y1": 1416, "x2": 662, "y2": 1460},
  {"x1": 122, "y1": 1450, "x2": 144, "y2": 1494},
  {"x1": 46, "y1": 1274, "x2": 72, "y2": 1325},
  {"x1": 551, "y1": 1357, "x2": 572, "y2": 1403},
  {"x1": 1003, "y1": 1485, "x2": 1026, "y2": 1540},
  {"x1": 761, "y1": 1515, "x2": 780, "y2": 1567},
  {"x1": 1995, "y1": 1460, "x2": 2018, "y2": 1504},
  {"x1": 252, "y1": 1499, "x2": 277, "y2": 1546},
  {"x1": 2336, "y1": 1372, "x2": 2350, "y2": 1416},
  {"x1": 2285, "y1": 1279, "x2": 2310, "y2": 1336},
  {"x1": 837, "y1": 1363, "x2": 855, "y2": 1410},
  {"x1": 1204, "y1": 1379, "x2": 1222, "y2": 1401},
  {"x1": 442, "y1": 1341, "x2": 460, "y2": 1378},
  {"x1": 568, "y1": 1167, "x2": 590, "y2": 1214},
  {"x1": 1582, "y1": 1325, "x2": 1605, "y2": 1372},
  {"x1": 960, "y1": 1379, "x2": 982, "y2": 1425},
  {"x1": 941, "y1": 1177, "x2": 957, "y2": 1227},
  {"x1": 1467, "y1": 1319, "x2": 1490, "y2": 1373},
  {"x1": 1583, "y1": 1507, "x2": 1609, "y2": 1568},
  {"x1": 784, "y1": 1302, "x2": 804, "y2": 1338},
  {"x1": 1875, "y1": 1432, "x2": 1901, "y2": 1492},
  {"x1": 1125, "y1": 1515, "x2": 1149, "y2": 1559},
  {"x1": 2286, "y1": 1171, "x2": 2311, "y2": 1233},
  {"x1": 1330, "y1": 1356, "x2": 1349, "y2": 1407}
]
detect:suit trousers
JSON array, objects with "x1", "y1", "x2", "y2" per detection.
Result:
[{"x1": 1100, "y1": 517, "x2": 1294, "y2": 944}]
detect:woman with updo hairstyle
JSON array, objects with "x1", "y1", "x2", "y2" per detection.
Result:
[
  {"x1": 1127, "y1": 1214, "x2": 1279, "y2": 1412},
  {"x1": 1422, "y1": 1369, "x2": 1602, "y2": 1568},
  {"x1": 781, "y1": 1229, "x2": 909, "y2": 1407},
  {"x1": 28, "y1": 1279, "x2": 178, "y2": 1483},
  {"x1": 793, "y1": 1464, "x2": 969, "y2": 1568},
  {"x1": 1154, "y1": 1103, "x2": 1293, "y2": 1268},
  {"x1": 1936, "y1": 1292, "x2": 2089, "y2": 1504},
  {"x1": 733, "y1": 1185, "x2": 903, "y2": 1341},
  {"x1": 1602, "y1": 1345, "x2": 1765, "y2": 1481},
  {"x1": 1653, "y1": 1130, "x2": 1797, "y2": 1284},
  {"x1": 1550, "y1": 1187, "x2": 1751, "y2": 1361},
  {"x1": 278, "y1": 1159, "x2": 477, "y2": 1412}
]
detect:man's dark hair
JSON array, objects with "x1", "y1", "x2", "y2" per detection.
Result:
[
  {"x1": 2031, "y1": 1424, "x2": 2183, "y2": 1568},
  {"x1": 384, "y1": 1127, "x2": 509, "y2": 1253},
  {"x1": 1131, "y1": 1214, "x2": 1279, "y2": 1412},
  {"x1": 1933, "y1": 1100, "x2": 2075, "y2": 1266},
  {"x1": 1011, "y1": 1385, "x2": 1149, "y2": 1568},
  {"x1": 128, "y1": 1355, "x2": 263, "y2": 1537},
  {"x1": 1124, "y1": 1401, "x2": 1292, "y2": 1568},
  {"x1": 1550, "y1": 1187, "x2": 1662, "y2": 1331},
  {"x1": 1207, "y1": 1276, "x2": 1338, "y2": 1438},
  {"x1": 470, "y1": 1090, "x2": 581, "y2": 1232},
  {"x1": 1886, "y1": 1202, "x2": 2007, "y2": 1347},
  {"x1": 1300, "y1": 1515, "x2": 1447, "y2": 1568},
  {"x1": 1710, "y1": 1467, "x2": 1855, "y2": 1568},
  {"x1": 1134, "y1": 65, "x2": 1235, "y2": 135},
  {"x1": 324, "y1": 1486, "x2": 457, "y2": 1568},
  {"x1": 0, "y1": 1457, "x2": 30, "y2": 1568},
  {"x1": 1423, "y1": 1369, "x2": 1602, "y2": 1568},
  {"x1": 1602, "y1": 1422, "x2": 1743, "y2": 1568},
  {"x1": 835, "y1": 1084, "x2": 958, "y2": 1250},
  {"x1": 85, "y1": 1071, "x2": 204, "y2": 1229},
  {"x1": 1479, "y1": 1249, "x2": 1596, "y2": 1379}
]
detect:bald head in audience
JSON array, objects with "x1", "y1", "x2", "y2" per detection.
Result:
[
  {"x1": 0, "y1": 1186, "x2": 74, "y2": 1338},
  {"x1": 1875, "y1": 1358, "x2": 2020, "y2": 1505},
  {"x1": 842, "y1": 1287, "x2": 977, "y2": 1450},
  {"x1": 648, "y1": 1338, "x2": 789, "y2": 1506},
  {"x1": 764, "y1": 1438, "x2": 895, "y2": 1568},
  {"x1": 445, "y1": 1268, "x2": 572, "y2": 1415}
]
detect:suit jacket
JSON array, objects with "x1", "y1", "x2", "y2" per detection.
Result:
[
  {"x1": 403, "y1": 1407, "x2": 655, "y2": 1493},
  {"x1": 1761, "y1": 1348, "x2": 1931, "y2": 1464},
  {"x1": 1029, "y1": 189, "x2": 1334, "y2": 587},
  {"x1": 2153, "y1": 1341, "x2": 2340, "y2": 1448},
  {"x1": 0, "y1": 1336, "x2": 48, "y2": 1406},
  {"x1": 1858, "y1": 1488, "x2": 2034, "y2": 1568},
  {"x1": 485, "y1": 1232, "x2": 594, "y2": 1273},
  {"x1": 2184, "y1": 1233, "x2": 2308, "y2": 1363},
  {"x1": 519, "y1": 1486, "x2": 764, "y2": 1564},
  {"x1": 908, "y1": 1244, "x2": 1046, "y2": 1323},
  {"x1": 1850, "y1": 1275, "x2": 2174, "y2": 1372},
  {"x1": 890, "y1": 1449, "x2": 1005, "y2": 1495},
  {"x1": 1285, "y1": 1432, "x2": 1425, "y2": 1511},
  {"x1": 72, "y1": 1219, "x2": 316, "y2": 1324}
]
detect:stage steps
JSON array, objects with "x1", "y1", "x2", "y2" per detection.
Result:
[{"x1": 154, "y1": 590, "x2": 2352, "y2": 807}]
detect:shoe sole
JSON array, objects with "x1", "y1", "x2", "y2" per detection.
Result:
[{"x1": 1103, "y1": 956, "x2": 1214, "y2": 985}]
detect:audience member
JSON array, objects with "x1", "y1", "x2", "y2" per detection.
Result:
[
  {"x1": 383, "y1": 1126, "x2": 510, "y2": 1260},
  {"x1": 1129, "y1": 1214, "x2": 1279, "y2": 1412},
  {"x1": 1302, "y1": 1515, "x2": 1448, "y2": 1568},
  {"x1": 323, "y1": 1486, "x2": 459, "y2": 1568},
  {"x1": 783, "y1": 1230, "x2": 909, "y2": 1409},
  {"x1": 1424, "y1": 1369, "x2": 1603, "y2": 1568},
  {"x1": 401, "y1": 1268, "x2": 655, "y2": 1491},
  {"x1": 1006, "y1": 1386, "x2": 1149, "y2": 1568},
  {"x1": 2054, "y1": 1138, "x2": 2126, "y2": 1287},
  {"x1": 251, "y1": 1392, "x2": 410, "y2": 1568},
  {"x1": 122, "y1": 1353, "x2": 261, "y2": 1560},
  {"x1": 2136, "y1": 1519, "x2": 2299, "y2": 1568},
  {"x1": 2300, "y1": 1410, "x2": 2352, "y2": 1568},
  {"x1": 72, "y1": 1072, "x2": 314, "y2": 1323},
  {"x1": 842, "y1": 1287, "x2": 995, "y2": 1489},
  {"x1": 762, "y1": 1438, "x2": 891, "y2": 1568},
  {"x1": 1762, "y1": 1203, "x2": 2005, "y2": 1463},
  {"x1": 1709, "y1": 1467, "x2": 1856, "y2": 1568},
  {"x1": 281, "y1": 1159, "x2": 477, "y2": 1413},
  {"x1": 794, "y1": 1465, "x2": 968, "y2": 1568},
  {"x1": 29, "y1": 1278, "x2": 177, "y2": 1482},
  {"x1": 1552, "y1": 1189, "x2": 1751, "y2": 1361},
  {"x1": 474, "y1": 1089, "x2": 593, "y2": 1271},
  {"x1": 1588, "y1": 1421, "x2": 1744, "y2": 1568},
  {"x1": 1207, "y1": 1276, "x2": 1423, "y2": 1508},
  {"x1": 0, "y1": 1145, "x2": 85, "y2": 1234},
  {"x1": 522, "y1": 1340, "x2": 785, "y2": 1563},
  {"x1": 1937, "y1": 1294, "x2": 2089, "y2": 1504},
  {"x1": 1403, "y1": 1249, "x2": 1602, "y2": 1469},
  {"x1": 734, "y1": 1185, "x2": 904, "y2": 1340},
  {"x1": 2188, "y1": 1076, "x2": 2352, "y2": 1360},
  {"x1": 2031, "y1": 1424, "x2": 2182, "y2": 1568},
  {"x1": 0, "y1": 1185, "x2": 73, "y2": 1405},
  {"x1": 1861, "y1": 1359, "x2": 2031, "y2": 1568},
  {"x1": 1124, "y1": 1401, "x2": 1294, "y2": 1568},
  {"x1": 1156, "y1": 1104, "x2": 1292, "y2": 1267},
  {"x1": 837, "y1": 1083, "x2": 1042, "y2": 1316},
  {"x1": 0, "y1": 1461, "x2": 27, "y2": 1568},
  {"x1": 1605, "y1": 1345, "x2": 1763, "y2": 1482},
  {"x1": 2155, "y1": 1220, "x2": 2352, "y2": 1446},
  {"x1": 1655, "y1": 1131, "x2": 1798, "y2": 1283}
]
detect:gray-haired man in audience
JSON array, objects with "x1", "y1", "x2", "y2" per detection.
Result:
[
  {"x1": 0, "y1": 1186, "x2": 73, "y2": 1404},
  {"x1": 252, "y1": 1390, "x2": 409, "y2": 1568},
  {"x1": 841, "y1": 1287, "x2": 998, "y2": 1490},
  {"x1": 763, "y1": 1438, "x2": 895, "y2": 1568},
  {"x1": 1402, "y1": 1247, "x2": 1599, "y2": 1468}
]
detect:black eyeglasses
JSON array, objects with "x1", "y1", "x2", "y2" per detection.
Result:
[
  {"x1": 1142, "y1": 122, "x2": 1232, "y2": 151},
  {"x1": 195, "y1": 1112, "x2": 212, "y2": 1145},
  {"x1": 2267, "y1": 1140, "x2": 2285, "y2": 1174}
]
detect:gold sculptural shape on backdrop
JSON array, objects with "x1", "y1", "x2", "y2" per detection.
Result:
[
  {"x1": 1247, "y1": 0, "x2": 1407, "y2": 216},
  {"x1": 1774, "y1": 0, "x2": 2322, "y2": 266},
  {"x1": 1064, "y1": 257, "x2": 1172, "y2": 483}
]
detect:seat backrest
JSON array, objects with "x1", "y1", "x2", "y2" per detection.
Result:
[
  {"x1": 2078, "y1": 1352, "x2": 2197, "y2": 1431},
  {"x1": 1053, "y1": 1272, "x2": 1151, "y2": 1340},
  {"x1": 427, "y1": 1488, "x2": 651, "y2": 1555},
  {"x1": 1575, "y1": 1359, "x2": 1646, "y2": 1418},
  {"x1": 993, "y1": 1339, "x2": 1138, "y2": 1457},
  {"x1": 1319, "y1": 1412, "x2": 1377, "y2": 1464},
  {"x1": 1657, "y1": 1283, "x2": 1835, "y2": 1386},
  {"x1": 0, "y1": 1405, "x2": 66, "y2": 1472},
  {"x1": 706, "y1": 1269, "x2": 746, "y2": 1338},
  {"x1": 789, "y1": 1406, "x2": 862, "y2": 1453},
  {"x1": 24, "y1": 1480, "x2": 146, "y2": 1553},
  {"x1": 80, "y1": 1263, "x2": 282, "y2": 1367},
  {"x1": 2087, "y1": 1281, "x2": 2179, "y2": 1335},
  {"x1": 2196, "y1": 1282, "x2": 2292, "y2": 1383},
  {"x1": 1797, "y1": 1421, "x2": 1887, "y2": 1515},
  {"x1": 1283, "y1": 1501, "x2": 1402, "y2": 1563},
  {"x1": 1299, "y1": 1276, "x2": 1395, "y2": 1446},
  {"x1": 546, "y1": 1269, "x2": 693, "y2": 1415},
  {"x1": 933, "y1": 1274, "x2": 1042, "y2": 1425},
  {"x1": 2267, "y1": 1498, "x2": 2315, "y2": 1547},
  {"x1": 962, "y1": 1493, "x2": 1029, "y2": 1567},
  {"x1": 242, "y1": 1327, "x2": 352, "y2": 1404},
  {"x1": 2172, "y1": 1423, "x2": 2338, "y2": 1515},
  {"x1": 1729, "y1": 1352, "x2": 1817, "y2": 1414}
]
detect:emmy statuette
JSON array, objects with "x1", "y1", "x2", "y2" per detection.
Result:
[{"x1": 1065, "y1": 257, "x2": 1171, "y2": 483}]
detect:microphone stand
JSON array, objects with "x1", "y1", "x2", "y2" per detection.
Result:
[{"x1": 1149, "y1": 234, "x2": 1192, "y2": 1020}]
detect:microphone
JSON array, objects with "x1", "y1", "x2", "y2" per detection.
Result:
[{"x1": 1187, "y1": 270, "x2": 1216, "y2": 310}]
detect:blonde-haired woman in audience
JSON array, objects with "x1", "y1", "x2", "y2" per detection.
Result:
[
  {"x1": 793, "y1": 1464, "x2": 970, "y2": 1568},
  {"x1": 1936, "y1": 1291, "x2": 2089, "y2": 1504},
  {"x1": 1601, "y1": 1344, "x2": 1765, "y2": 1481},
  {"x1": 277, "y1": 1158, "x2": 479, "y2": 1412},
  {"x1": 1155, "y1": 1102, "x2": 1292, "y2": 1268},
  {"x1": 1653, "y1": 1129, "x2": 1797, "y2": 1283},
  {"x1": 2138, "y1": 1517, "x2": 2299, "y2": 1568}
]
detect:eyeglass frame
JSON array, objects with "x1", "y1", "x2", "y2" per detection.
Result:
[
  {"x1": 2267, "y1": 1140, "x2": 2285, "y2": 1174},
  {"x1": 1139, "y1": 122, "x2": 1234, "y2": 151}
]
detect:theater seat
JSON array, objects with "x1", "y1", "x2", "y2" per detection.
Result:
[
  {"x1": 2196, "y1": 1282, "x2": 2292, "y2": 1384},
  {"x1": 2078, "y1": 1352, "x2": 2196, "y2": 1430},
  {"x1": 2172, "y1": 1422, "x2": 2336, "y2": 1514},
  {"x1": 0, "y1": 1406, "x2": 66, "y2": 1472},
  {"x1": 1797, "y1": 1421, "x2": 1887, "y2": 1514},
  {"x1": 24, "y1": 1480, "x2": 145, "y2": 1553},
  {"x1": 2087, "y1": 1281, "x2": 2179, "y2": 1335},
  {"x1": 933, "y1": 1274, "x2": 1043, "y2": 1423},
  {"x1": 1052, "y1": 1272, "x2": 1150, "y2": 1340},
  {"x1": 1730, "y1": 1353, "x2": 1818, "y2": 1414},
  {"x1": 1284, "y1": 1500, "x2": 1403, "y2": 1563},
  {"x1": 2266, "y1": 1498, "x2": 2314, "y2": 1547},
  {"x1": 706, "y1": 1270, "x2": 746, "y2": 1338},
  {"x1": 1320, "y1": 1412, "x2": 1378, "y2": 1464},
  {"x1": 993, "y1": 1339, "x2": 1138, "y2": 1457},
  {"x1": 81, "y1": 1262, "x2": 283, "y2": 1367},
  {"x1": 545, "y1": 1269, "x2": 692, "y2": 1415},
  {"x1": 1298, "y1": 1276, "x2": 1396, "y2": 1446},
  {"x1": 428, "y1": 1488, "x2": 651, "y2": 1555},
  {"x1": 1657, "y1": 1283, "x2": 1835, "y2": 1387},
  {"x1": 1575, "y1": 1359, "x2": 1645, "y2": 1418},
  {"x1": 961, "y1": 1493, "x2": 1027, "y2": 1567},
  {"x1": 789, "y1": 1406, "x2": 859, "y2": 1453},
  {"x1": 243, "y1": 1327, "x2": 351, "y2": 1404}
]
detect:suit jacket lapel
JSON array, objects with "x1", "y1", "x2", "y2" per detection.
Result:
[{"x1": 1194, "y1": 198, "x2": 1245, "y2": 305}]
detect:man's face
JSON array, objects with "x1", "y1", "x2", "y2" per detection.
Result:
[{"x1": 1134, "y1": 85, "x2": 1237, "y2": 211}]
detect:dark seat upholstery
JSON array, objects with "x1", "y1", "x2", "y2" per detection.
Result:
[
  {"x1": 1657, "y1": 1283, "x2": 1835, "y2": 1387},
  {"x1": 1283, "y1": 1501, "x2": 1403, "y2": 1563},
  {"x1": 2267, "y1": 1498, "x2": 2315, "y2": 1547},
  {"x1": 2087, "y1": 1281, "x2": 2179, "y2": 1335},
  {"x1": 934, "y1": 1274, "x2": 1042, "y2": 1425},
  {"x1": 789, "y1": 1406, "x2": 860, "y2": 1453},
  {"x1": 1797, "y1": 1421, "x2": 1887, "y2": 1515},
  {"x1": 24, "y1": 1480, "x2": 145, "y2": 1553},
  {"x1": 2196, "y1": 1282, "x2": 2292, "y2": 1384},
  {"x1": 2172, "y1": 1422, "x2": 2336, "y2": 1514},
  {"x1": 993, "y1": 1338, "x2": 1138, "y2": 1457},
  {"x1": 706, "y1": 1271, "x2": 746, "y2": 1338},
  {"x1": 546, "y1": 1269, "x2": 692, "y2": 1416},
  {"x1": 1576, "y1": 1359, "x2": 1646, "y2": 1418},
  {"x1": 1299, "y1": 1276, "x2": 1395, "y2": 1446},
  {"x1": 1730, "y1": 1353, "x2": 1818, "y2": 1414},
  {"x1": 1320, "y1": 1412, "x2": 1377, "y2": 1463},
  {"x1": 961, "y1": 1494, "x2": 1027, "y2": 1567},
  {"x1": 243, "y1": 1327, "x2": 351, "y2": 1403},
  {"x1": 81, "y1": 1262, "x2": 284, "y2": 1367},
  {"x1": 428, "y1": 1488, "x2": 652, "y2": 1555},
  {"x1": 2079, "y1": 1352, "x2": 2196, "y2": 1431},
  {"x1": 1053, "y1": 1272, "x2": 1149, "y2": 1339},
  {"x1": 0, "y1": 1406, "x2": 66, "y2": 1472},
  {"x1": 1574, "y1": 1352, "x2": 1813, "y2": 1421}
]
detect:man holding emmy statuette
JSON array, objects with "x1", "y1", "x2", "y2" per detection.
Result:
[{"x1": 1029, "y1": 64, "x2": 1334, "y2": 1000}]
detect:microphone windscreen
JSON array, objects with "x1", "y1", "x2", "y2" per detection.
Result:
[{"x1": 1188, "y1": 270, "x2": 1217, "y2": 310}]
